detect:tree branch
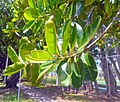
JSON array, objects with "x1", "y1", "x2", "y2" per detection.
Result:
[{"x1": 84, "y1": 9, "x2": 120, "y2": 53}]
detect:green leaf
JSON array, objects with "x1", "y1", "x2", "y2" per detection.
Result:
[
  {"x1": 21, "y1": 64, "x2": 31, "y2": 79},
  {"x1": 28, "y1": 0, "x2": 36, "y2": 8},
  {"x1": 37, "y1": 0, "x2": 44, "y2": 12},
  {"x1": 75, "y1": 1, "x2": 83, "y2": 17},
  {"x1": 85, "y1": 0, "x2": 95, "y2": 6},
  {"x1": 82, "y1": 53, "x2": 98, "y2": 82},
  {"x1": 33, "y1": 19, "x2": 42, "y2": 34},
  {"x1": 105, "y1": 0, "x2": 112, "y2": 16},
  {"x1": 25, "y1": 50, "x2": 52, "y2": 63},
  {"x1": 4, "y1": 62, "x2": 25, "y2": 76},
  {"x1": 36, "y1": 62, "x2": 57, "y2": 82},
  {"x1": 62, "y1": 19, "x2": 71, "y2": 55},
  {"x1": 78, "y1": 16, "x2": 101, "y2": 53},
  {"x1": 19, "y1": 43, "x2": 35, "y2": 61},
  {"x1": 19, "y1": 37, "x2": 30, "y2": 45},
  {"x1": 70, "y1": 23, "x2": 77, "y2": 50},
  {"x1": 8, "y1": 46, "x2": 20, "y2": 63},
  {"x1": 24, "y1": 7, "x2": 40, "y2": 20},
  {"x1": 45, "y1": 20, "x2": 59, "y2": 55},
  {"x1": 71, "y1": 58, "x2": 85, "y2": 88},
  {"x1": 23, "y1": 20, "x2": 36, "y2": 33},
  {"x1": 57, "y1": 59, "x2": 71, "y2": 86},
  {"x1": 31, "y1": 64, "x2": 39, "y2": 85}
]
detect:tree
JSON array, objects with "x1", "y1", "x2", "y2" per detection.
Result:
[{"x1": 2, "y1": 0, "x2": 120, "y2": 96}]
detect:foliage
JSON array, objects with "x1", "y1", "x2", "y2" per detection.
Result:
[{"x1": 3, "y1": 0, "x2": 120, "y2": 88}]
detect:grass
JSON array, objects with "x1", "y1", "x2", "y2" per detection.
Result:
[
  {"x1": 97, "y1": 79, "x2": 120, "y2": 86},
  {"x1": 0, "y1": 82, "x2": 33, "y2": 102}
]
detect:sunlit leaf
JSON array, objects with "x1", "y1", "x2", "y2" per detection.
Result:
[
  {"x1": 24, "y1": 7, "x2": 40, "y2": 20},
  {"x1": 25, "y1": 50, "x2": 52, "y2": 63},
  {"x1": 105, "y1": 0, "x2": 112, "y2": 16},
  {"x1": 45, "y1": 20, "x2": 59, "y2": 55},
  {"x1": 28, "y1": 0, "x2": 36, "y2": 8},
  {"x1": 19, "y1": 43, "x2": 35, "y2": 61},
  {"x1": 85, "y1": 0, "x2": 95, "y2": 6},
  {"x1": 8, "y1": 46, "x2": 20, "y2": 63},
  {"x1": 62, "y1": 19, "x2": 71, "y2": 55},
  {"x1": 4, "y1": 62, "x2": 25, "y2": 76}
]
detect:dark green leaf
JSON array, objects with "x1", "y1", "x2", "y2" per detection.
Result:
[
  {"x1": 78, "y1": 16, "x2": 101, "y2": 53},
  {"x1": 62, "y1": 19, "x2": 71, "y2": 55},
  {"x1": 83, "y1": 53, "x2": 98, "y2": 81},
  {"x1": 23, "y1": 20, "x2": 36, "y2": 33}
]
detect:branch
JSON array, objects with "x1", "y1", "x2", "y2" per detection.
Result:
[{"x1": 84, "y1": 9, "x2": 120, "y2": 53}]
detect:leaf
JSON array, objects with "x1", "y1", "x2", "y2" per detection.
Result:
[
  {"x1": 24, "y1": 7, "x2": 40, "y2": 20},
  {"x1": 4, "y1": 62, "x2": 25, "y2": 76},
  {"x1": 19, "y1": 43, "x2": 35, "y2": 61},
  {"x1": 45, "y1": 20, "x2": 59, "y2": 55},
  {"x1": 105, "y1": 0, "x2": 112, "y2": 16},
  {"x1": 31, "y1": 64, "x2": 39, "y2": 85},
  {"x1": 36, "y1": 62, "x2": 57, "y2": 82},
  {"x1": 33, "y1": 19, "x2": 42, "y2": 34},
  {"x1": 57, "y1": 59, "x2": 71, "y2": 86},
  {"x1": 19, "y1": 37, "x2": 30, "y2": 45},
  {"x1": 28, "y1": 0, "x2": 36, "y2": 8},
  {"x1": 8, "y1": 46, "x2": 20, "y2": 63},
  {"x1": 70, "y1": 23, "x2": 77, "y2": 50},
  {"x1": 37, "y1": 0, "x2": 44, "y2": 12},
  {"x1": 78, "y1": 16, "x2": 101, "y2": 53},
  {"x1": 71, "y1": 58, "x2": 85, "y2": 88},
  {"x1": 25, "y1": 50, "x2": 52, "y2": 63},
  {"x1": 71, "y1": 22, "x2": 83, "y2": 50},
  {"x1": 75, "y1": 1, "x2": 83, "y2": 17},
  {"x1": 62, "y1": 19, "x2": 71, "y2": 55},
  {"x1": 85, "y1": 0, "x2": 95, "y2": 6},
  {"x1": 21, "y1": 64, "x2": 31, "y2": 79},
  {"x1": 82, "y1": 53, "x2": 98, "y2": 82},
  {"x1": 23, "y1": 20, "x2": 36, "y2": 33}
]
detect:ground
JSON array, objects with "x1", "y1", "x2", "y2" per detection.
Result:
[{"x1": 0, "y1": 82, "x2": 120, "y2": 102}]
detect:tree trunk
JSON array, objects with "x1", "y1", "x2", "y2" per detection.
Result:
[
  {"x1": 116, "y1": 46, "x2": 120, "y2": 71},
  {"x1": 109, "y1": 57, "x2": 120, "y2": 81},
  {"x1": 100, "y1": 48, "x2": 119, "y2": 97},
  {"x1": 5, "y1": 72, "x2": 19, "y2": 88},
  {"x1": 94, "y1": 80, "x2": 99, "y2": 93}
]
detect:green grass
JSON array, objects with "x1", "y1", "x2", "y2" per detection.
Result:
[{"x1": 97, "y1": 79, "x2": 120, "y2": 86}]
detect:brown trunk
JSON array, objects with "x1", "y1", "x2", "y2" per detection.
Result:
[
  {"x1": 100, "y1": 48, "x2": 119, "y2": 97},
  {"x1": 94, "y1": 80, "x2": 99, "y2": 93},
  {"x1": 5, "y1": 72, "x2": 19, "y2": 88}
]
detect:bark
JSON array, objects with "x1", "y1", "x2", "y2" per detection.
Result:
[
  {"x1": 94, "y1": 80, "x2": 99, "y2": 93},
  {"x1": 109, "y1": 57, "x2": 120, "y2": 81},
  {"x1": 116, "y1": 46, "x2": 120, "y2": 71},
  {"x1": 5, "y1": 72, "x2": 19, "y2": 88},
  {"x1": 100, "y1": 48, "x2": 119, "y2": 97}
]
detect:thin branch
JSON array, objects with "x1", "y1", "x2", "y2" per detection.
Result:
[{"x1": 84, "y1": 9, "x2": 120, "y2": 53}]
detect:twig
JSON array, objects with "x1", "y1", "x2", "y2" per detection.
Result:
[{"x1": 83, "y1": 9, "x2": 120, "y2": 53}]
